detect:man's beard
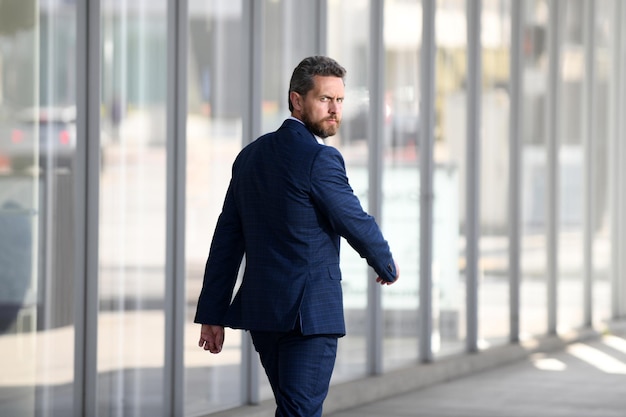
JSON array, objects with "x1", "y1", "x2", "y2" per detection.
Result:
[{"x1": 301, "y1": 110, "x2": 340, "y2": 139}]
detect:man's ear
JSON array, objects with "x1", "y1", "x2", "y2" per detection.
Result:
[{"x1": 290, "y1": 91, "x2": 302, "y2": 111}]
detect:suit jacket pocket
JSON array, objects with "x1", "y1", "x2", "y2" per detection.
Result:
[{"x1": 328, "y1": 264, "x2": 342, "y2": 281}]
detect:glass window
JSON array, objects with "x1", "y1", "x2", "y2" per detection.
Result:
[
  {"x1": 592, "y1": 0, "x2": 613, "y2": 328},
  {"x1": 479, "y1": 0, "x2": 511, "y2": 349},
  {"x1": 184, "y1": 1, "x2": 245, "y2": 414},
  {"x1": 520, "y1": 0, "x2": 548, "y2": 338},
  {"x1": 0, "y1": 1, "x2": 77, "y2": 415},
  {"x1": 557, "y1": 0, "x2": 584, "y2": 332},
  {"x1": 261, "y1": 0, "x2": 318, "y2": 132},
  {"x1": 98, "y1": 1, "x2": 168, "y2": 414},
  {"x1": 433, "y1": 0, "x2": 468, "y2": 357},
  {"x1": 327, "y1": 0, "x2": 370, "y2": 383},
  {"x1": 382, "y1": 0, "x2": 421, "y2": 369},
  {"x1": 520, "y1": 0, "x2": 549, "y2": 339}
]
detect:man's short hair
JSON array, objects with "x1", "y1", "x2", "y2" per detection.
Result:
[{"x1": 288, "y1": 56, "x2": 346, "y2": 112}]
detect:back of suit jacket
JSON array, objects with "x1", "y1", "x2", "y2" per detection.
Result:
[{"x1": 194, "y1": 119, "x2": 396, "y2": 336}]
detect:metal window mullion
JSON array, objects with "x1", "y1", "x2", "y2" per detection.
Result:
[
  {"x1": 613, "y1": 1, "x2": 626, "y2": 318},
  {"x1": 241, "y1": 0, "x2": 264, "y2": 405},
  {"x1": 546, "y1": 0, "x2": 562, "y2": 336},
  {"x1": 608, "y1": 0, "x2": 623, "y2": 320},
  {"x1": 317, "y1": 0, "x2": 328, "y2": 55},
  {"x1": 609, "y1": 0, "x2": 622, "y2": 320},
  {"x1": 74, "y1": 0, "x2": 101, "y2": 415},
  {"x1": 281, "y1": 1, "x2": 294, "y2": 88},
  {"x1": 164, "y1": 0, "x2": 187, "y2": 416},
  {"x1": 366, "y1": 0, "x2": 385, "y2": 376},
  {"x1": 582, "y1": 0, "x2": 595, "y2": 328},
  {"x1": 508, "y1": 0, "x2": 524, "y2": 344},
  {"x1": 419, "y1": 0, "x2": 436, "y2": 363},
  {"x1": 465, "y1": 0, "x2": 481, "y2": 354},
  {"x1": 243, "y1": 1, "x2": 264, "y2": 148}
]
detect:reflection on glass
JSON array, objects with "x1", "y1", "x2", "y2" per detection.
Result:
[
  {"x1": 382, "y1": 0, "x2": 421, "y2": 370},
  {"x1": 479, "y1": 0, "x2": 511, "y2": 349},
  {"x1": 185, "y1": 1, "x2": 244, "y2": 414},
  {"x1": 433, "y1": 0, "x2": 468, "y2": 357},
  {"x1": 99, "y1": 1, "x2": 167, "y2": 414},
  {"x1": 0, "y1": 1, "x2": 77, "y2": 415},
  {"x1": 557, "y1": 0, "x2": 585, "y2": 332},
  {"x1": 520, "y1": 0, "x2": 549, "y2": 338}
]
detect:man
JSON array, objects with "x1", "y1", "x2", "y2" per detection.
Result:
[{"x1": 195, "y1": 55, "x2": 399, "y2": 417}]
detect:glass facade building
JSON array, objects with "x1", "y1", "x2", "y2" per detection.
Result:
[{"x1": 0, "y1": 0, "x2": 624, "y2": 415}]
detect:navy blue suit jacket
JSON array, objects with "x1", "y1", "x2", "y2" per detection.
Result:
[{"x1": 194, "y1": 119, "x2": 397, "y2": 336}]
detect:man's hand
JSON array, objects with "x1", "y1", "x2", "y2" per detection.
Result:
[
  {"x1": 199, "y1": 324, "x2": 225, "y2": 354},
  {"x1": 376, "y1": 261, "x2": 400, "y2": 286}
]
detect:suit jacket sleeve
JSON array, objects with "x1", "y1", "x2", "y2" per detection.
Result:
[
  {"x1": 310, "y1": 145, "x2": 397, "y2": 282},
  {"x1": 194, "y1": 180, "x2": 245, "y2": 325}
]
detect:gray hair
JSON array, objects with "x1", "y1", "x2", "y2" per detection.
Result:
[{"x1": 288, "y1": 56, "x2": 346, "y2": 112}]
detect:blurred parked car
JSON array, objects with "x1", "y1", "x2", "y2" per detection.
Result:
[
  {"x1": 340, "y1": 87, "x2": 370, "y2": 143},
  {"x1": 0, "y1": 106, "x2": 77, "y2": 172},
  {"x1": 340, "y1": 87, "x2": 419, "y2": 149}
]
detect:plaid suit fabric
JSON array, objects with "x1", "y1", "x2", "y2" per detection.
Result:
[
  {"x1": 194, "y1": 119, "x2": 396, "y2": 335},
  {"x1": 251, "y1": 329, "x2": 338, "y2": 417}
]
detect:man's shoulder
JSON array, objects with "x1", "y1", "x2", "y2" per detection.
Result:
[
  {"x1": 313, "y1": 142, "x2": 343, "y2": 161},
  {"x1": 242, "y1": 120, "x2": 309, "y2": 145}
]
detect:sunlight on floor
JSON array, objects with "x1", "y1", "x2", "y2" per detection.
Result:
[
  {"x1": 530, "y1": 353, "x2": 567, "y2": 371},
  {"x1": 530, "y1": 334, "x2": 626, "y2": 374},
  {"x1": 567, "y1": 336, "x2": 626, "y2": 375},
  {"x1": 603, "y1": 334, "x2": 626, "y2": 355}
]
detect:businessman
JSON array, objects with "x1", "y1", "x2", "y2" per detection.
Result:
[{"x1": 195, "y1": 55, "x2": 399, "y2": 417}]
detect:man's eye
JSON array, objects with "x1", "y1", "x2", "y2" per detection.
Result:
[
  {"x1": 320, "y1": 97, "x2": 329, "y2": 102},
  {"x1": 337, "y1": 98, "x2": 344, "y2": 103}
]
